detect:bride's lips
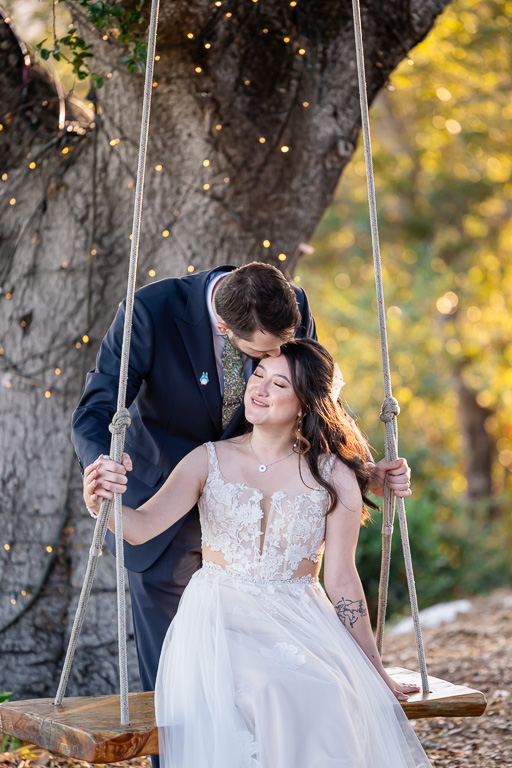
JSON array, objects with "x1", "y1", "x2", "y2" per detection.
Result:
[{"x1": 250, "y1": 398, "x2": 269, "y2": 408}]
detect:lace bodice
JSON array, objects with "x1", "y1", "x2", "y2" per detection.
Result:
[{"x1": 198, "y1": 442, "x2": 336, "y2": 582}]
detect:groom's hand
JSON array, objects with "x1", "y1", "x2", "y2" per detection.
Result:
[{"x1": 368, "y1": 458, "x2": 411, "y2": 498}]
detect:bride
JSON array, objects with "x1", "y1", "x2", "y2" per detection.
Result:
[{"x1": 84, "y1": 338, "x2": 432, "y2": 768}]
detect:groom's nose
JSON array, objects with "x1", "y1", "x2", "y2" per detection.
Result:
[{"x1": 264, "y1": 347, "x2": 281, "y2": 358}]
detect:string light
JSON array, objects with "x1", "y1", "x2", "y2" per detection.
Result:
[
  {"x1": 55, "y1": 368, "x2": 61, "y2": 375},
  {"x1": 29, "y1": 162, "x2": 36, "y2": 170},
  {"x1": 44, "y1": 391, "x2": 51, "y2": 399},
  {"x1": 148, "y1": 269, "x2": 156, "y2": 277},
  {"x1": 259, "y1": 137, "x2": 266, "y2": 144},
  {"x1": 263, "y1": 240, "x2": 270, "y2": 248},
  {"x1": 75, "y1": 342, "x2": 82, "y2": 349},
  {"x1": 205, "y1": 43, "x2": 211, "y2": 49},
  {"x1": 187, "y1": 32, "x2": 194, "y2": 39},
  {"x1": 1, "y1": 173, "x2": 7, "y2": 180},
  {"x1": 223, "y1": 176, "x2": 230, "y2": 183},
  {"x1": 298, "y1": 48, "x2": 306, "y2": 55},
  {"x1": 152, "y1": 82, "x2": 158, "y2": 88},
  {"x1": 215, "y1": 1, "x2": 222, "y2": 6},
  {"x1": 155, "y1": 55, "x2": 160, "y2": 61},
  {"x1": 215, "y1": 124, "x2": 222, "y2": 131},
  {"x1": 9, "y1": 198, "x2": 16, "y2": 205},
  {"x1": 187, "y1": 266, "x2": 195, "y2": 273},
  {"x1": 203, "y1": 159, "x2": 210, "y2": 167},
  {"x1": 110, "y1": 138, "x2": 120, "y2": 146},
  {"x1": 11, "y1": 598, "x2": 16, "y2": 605},
  {"x1": 5, "y1": 293, "x2": 12, "y2": 299},
  {"x1": 90, "y1": 248, "x2": 97, "y2": 256},
  {"x1": 82, "y1": 335, "x2": 90, "y2": 343},
  {"x1": 244, "y1": 79, "x2": 251, "y2": 86},
  {"x1": 195, "y1": 66, "x2": 202, "y2": 73},
  {"x1": 4, "y1": 544, "x2": 10, "y2": 551},
  {"x1": 107, "y1": 72, "x2": 113, "y2": 78},
  {"x1": 46, "y1": 546, "x2": 53, "y2": 553},
  {"x1": 0, "y1": 124, "x2": 3, "y2": 131},
  {"x1": 263, "y1": 28, "x2": 269, "y2": 34},
  {"x1": 203, "y1": 183, "x2": 210, "y2": 190},
  {"x1": 155, "y1": 164, "x2": 163, "y2": 171},
  {"x1": 283, "y1": 37, "x2": 290, "y2": 43},
  {"x1": 162, "y1": 229, "x2": 170, "y2": 237},
  {"x1": 61, "y1": 262, "x2": 68, "y2": 268},
  {"x1": 62, "y1": 147, "x2": 70, "y2": 154},
  {"x1": 225, "y1": 12, "x2": 232, "y2": 17},
  {"x1": 302, "y1": 101, "x2": 309, "y2": 108},
  {"x1": 281, "y1": 145, "x2": 290, "y2": 153},
  {"x1": 278, "y1": 253, "x2": 287, "y2": 261},
  {"x1": 290, "y1": 0, "x2": 297, "y2": 5}
]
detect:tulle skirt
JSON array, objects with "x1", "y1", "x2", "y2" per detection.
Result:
[{"x1": 155, "y1": 563, "x2": 431, "y2": 768}]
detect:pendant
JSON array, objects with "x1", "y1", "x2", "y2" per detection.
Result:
[{"x1": 258, "y1": 464, "x2": 267, "y2": 473}]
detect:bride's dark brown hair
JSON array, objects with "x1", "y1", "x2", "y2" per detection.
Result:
[{"x1": 270, "y1": 338, "x2": 377, "y2": 519}]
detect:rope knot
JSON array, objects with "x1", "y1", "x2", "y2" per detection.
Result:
[
  {"x1": 109, "y1": 407, "x2": 131, "y2": 435},
  {"x1": 379, "y1": 396, "x2": 400, "y2": 423}
]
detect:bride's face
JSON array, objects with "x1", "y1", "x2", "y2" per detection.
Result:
[{"x1": 244, "y1": 356, "x2": 301, "y2": 428}]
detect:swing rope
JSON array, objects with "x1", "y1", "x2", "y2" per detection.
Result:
[
  {"x1": 350, "y1": 0, "x2": 429, "y2": 693},
  {"x1": 53, "y1": 0, "x2": 161, "y2": 726}
]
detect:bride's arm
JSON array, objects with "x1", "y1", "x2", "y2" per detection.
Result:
[
  {"x1": 83, "y1": 445, "x2": 208, "y2": 546},
  {"x1": 323, "y1": 459, "x2": 419, "y2": 701}
]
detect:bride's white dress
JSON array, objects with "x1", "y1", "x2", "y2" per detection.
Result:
[{"x1": 155, "y1": 442, "x2": 432, "y2": 768}]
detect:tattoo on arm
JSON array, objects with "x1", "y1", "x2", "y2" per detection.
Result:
[{"x1": 335, "y1": 597, "x2": 367, "y2": 628}]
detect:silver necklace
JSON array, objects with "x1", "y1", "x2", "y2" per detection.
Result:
[{"x1": 249, "y1": 436, "x2": 295, "y2": 473}]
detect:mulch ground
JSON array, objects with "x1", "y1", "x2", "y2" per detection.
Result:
[{"x1": 1, "y1": 589, "x2": 510, "y2": 767}]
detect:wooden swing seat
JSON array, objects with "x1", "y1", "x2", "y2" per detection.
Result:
[{"x1": 0, "y1": 668, "x2": 486, "y2": 764}]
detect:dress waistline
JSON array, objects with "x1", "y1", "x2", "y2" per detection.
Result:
[{"x1": 201, "y1": 561, "x2": 320, "y2": 586}]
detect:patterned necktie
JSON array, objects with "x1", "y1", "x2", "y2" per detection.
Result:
[{"x1": 221, "y1": 336, "x2": 245, "y2": 430}]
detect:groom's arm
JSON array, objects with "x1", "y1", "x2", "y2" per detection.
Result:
[{"x1": 71, "y1": 295, "x2": 155, "y2": 473}]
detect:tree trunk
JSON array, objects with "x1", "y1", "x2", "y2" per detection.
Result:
[
  {"x1": 0, "y1": 0, "x2": 449, "y2": 698},
  {"x1": 457, "y1": 377, "x2": 495, "y2": 509}
]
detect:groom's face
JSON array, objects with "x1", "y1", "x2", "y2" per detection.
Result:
[{"x1": 227, "y1": 328, "x2": 293, "y2": 360}]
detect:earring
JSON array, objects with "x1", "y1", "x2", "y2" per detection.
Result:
[{"x1": 293, "y1": 416, "x2": 303, "y2": 449}]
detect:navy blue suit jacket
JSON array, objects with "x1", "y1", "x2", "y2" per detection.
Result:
[{"x1": 72, "y1": 266, "x2": 317, "y2": 573}]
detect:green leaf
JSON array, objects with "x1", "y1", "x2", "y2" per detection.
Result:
[{"x1": 0, "y1": 691, "x2": 14, "y2": 703}]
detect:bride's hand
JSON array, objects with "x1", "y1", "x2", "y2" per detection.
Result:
[
  {"x1": 83, "y1": 453, "x2": 131, "y2": 515},
  {"x1": 382, "y1": 673, "x2": 420, "y2": 701}
]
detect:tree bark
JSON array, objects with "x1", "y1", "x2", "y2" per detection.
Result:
[{"x1": 0, "y1": 0, "x2": 449, "y2": 699}]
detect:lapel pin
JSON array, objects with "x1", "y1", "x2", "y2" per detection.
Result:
[{"x1": 199, "y1": 372, "x2": 209, "y2": 386}]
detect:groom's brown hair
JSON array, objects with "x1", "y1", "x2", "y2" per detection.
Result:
[{"x1": 214, "y1": 262, "x2": 301, "y2": 340}]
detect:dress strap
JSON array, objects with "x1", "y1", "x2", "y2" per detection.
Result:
[
  {"x1": 205, "y1": 441, "x2": 221, "y2": 476},
  {"x1": 319, "y1": 453, "x2": 337, "y2": 483}
]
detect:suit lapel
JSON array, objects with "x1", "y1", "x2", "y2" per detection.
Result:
[{"x1": 175, "y1": 266, "x2": 236, "y2": 435}]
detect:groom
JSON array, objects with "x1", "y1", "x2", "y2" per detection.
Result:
[{"x1": 72, "y1": 262, "x2": 409, "y2": 713}]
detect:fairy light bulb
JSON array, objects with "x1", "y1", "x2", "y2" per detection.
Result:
[
  {"x1": 281, "y1": 145, "x2": 290, "y2": 153},
  {"x1": 263, "y1": 240, "x2": 270, "y2": 248},
  {"x1": 148, "y1": 269, "x2": 156, "y2": 277},
  {"x1": 203, "y1": 159, "x2": 210, "y2": 167},
  {"x1": 162, "y1": 230, "x2": 170, "y2": 238}
]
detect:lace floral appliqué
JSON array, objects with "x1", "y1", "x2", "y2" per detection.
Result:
[{"x1": 260, "y1": 642, "x2": 307, "y2": 670}]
